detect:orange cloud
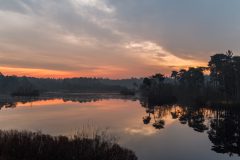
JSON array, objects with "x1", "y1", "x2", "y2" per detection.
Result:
[
  {"x1": 0, "y1": 66, "x2": 128, "y2": 79},
  {"x1": 125, "y1": 41, "x2": 208, "y2": 76},
  {"x1": 0, "y1": 67, "x2": 74, "y2": 78}
]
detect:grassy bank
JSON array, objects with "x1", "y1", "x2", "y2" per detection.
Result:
[{"x1": 0, "y1": 130, "x2": 137, "y2": 160}]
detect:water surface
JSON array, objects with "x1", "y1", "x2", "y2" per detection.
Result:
[{"x1": 0, "y1": 96, "x2": 239, "y2": 160}]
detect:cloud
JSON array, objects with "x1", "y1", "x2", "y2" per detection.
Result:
[
  {"x1": 110, "y1": 0, "x2": 240, "y2": 59},
  {"x1": 0, "y1": 0, "x2": 239, "y2": 78},
  {"x1": 72, "y1": 0, "x2": 115, "y2": 13}
]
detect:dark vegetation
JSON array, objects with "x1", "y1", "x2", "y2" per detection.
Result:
[
  {"x1": 120, "y1": 88, "x2": 136, "y2": 96},
  {"x1": 0, "y1": 72, "x2": 141, "y2": 96},
  {"x1": 140, "y1": 51, "x2": 240, "y2": 105},
  {"x1": 10, "y1": 79, "x2": 40, "y2": 97},
  {"x1": 0, "y1": 130, "x2": 137, "y2": 160}
]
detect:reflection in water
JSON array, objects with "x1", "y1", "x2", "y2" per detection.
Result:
[
  {"x1": 208, "y1": 108, "x2": 240, "y2": 156},
  {"x1": 140, "y1": 97, "x2": 240, "y2": 157},
  {"x1": 0, "y1": 95, "x2": 240, "y2": 159},
  {"x1": 0, "y1": 102, "x2": 17, "y2": 109},
  {"x1": 0, "y1": 94, "x2": 137, "y2": 110}
]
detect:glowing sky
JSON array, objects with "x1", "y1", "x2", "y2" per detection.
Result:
[{"x1": 0, "y1": 0, "x2": 240, "y2": 78}]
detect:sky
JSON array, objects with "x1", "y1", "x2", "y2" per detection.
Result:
[{"x1": 0, "y1": 0, "x2": 240, "y2": 78}]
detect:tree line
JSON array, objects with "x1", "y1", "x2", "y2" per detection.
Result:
[
  {"x1": 141, "y1": 50, "x2": 240, "y2": 104},
  {"x1": 0, "y1": 74, "x2": 142, "y2": 96}
]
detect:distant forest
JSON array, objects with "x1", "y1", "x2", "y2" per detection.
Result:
[
  {"x1": 1, "y1": 50, "x2": 240, "y2": 103},
  {"x1": 0, "y1": 73, "x2": 142, "y2": 95},
  {"x1": 140, "y1": 50, "x2": 240, "y2": 104}
]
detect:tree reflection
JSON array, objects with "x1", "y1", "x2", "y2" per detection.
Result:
[
  {"x1": 0, "y1": 94, "x2": 137, "y2": 110},
  {"x1": 139, "y1": 97, "x2": 240, "y2": 156},
  {"x1": 0, "y1": 102, "x2": 17, "y2": 110},
  {"x1": 178, "y1": 107, "x2": 208, "y2": 132},
  {"x1": 208, "y1": 108, "x2": 240, "y2": 156}
]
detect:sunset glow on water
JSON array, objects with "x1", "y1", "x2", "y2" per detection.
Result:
[{"x1": 0, "y1": 97, "x2": 239, "y2": 160}]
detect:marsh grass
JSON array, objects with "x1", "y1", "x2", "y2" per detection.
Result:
[{"x1": 0, "y1": 127, "x2": 137, "y2": 160}]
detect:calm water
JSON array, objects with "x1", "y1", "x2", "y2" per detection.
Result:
[{"x1": 0, "y1": 95, "x2": 239, "y2": 160}]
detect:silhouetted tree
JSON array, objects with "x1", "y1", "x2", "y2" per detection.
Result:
[
  {"x1": 208, "y1": 50, "x2": 240, "y2": 101},
  {"x1": 171, "y1": 71, "x2": 178, "y2": 84},
  {"x1": 232, "y1": 56, "x2": 240, "y2": 100},
  {"x1": 151, "y1": 73, "x2": 165, "y2": 84},
  {"x1": 142, "y1": 78, "x2": 152, "y2": 88}
]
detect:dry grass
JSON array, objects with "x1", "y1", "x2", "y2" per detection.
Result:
[{"x1": 0, "y1": 128, "x2": 137, "y2": 160}]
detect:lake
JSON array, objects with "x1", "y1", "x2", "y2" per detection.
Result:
[{"x1": 0, "y1": 94, "x2": 239, "y2": 160}]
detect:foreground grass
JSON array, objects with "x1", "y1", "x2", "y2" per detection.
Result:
[{"x1": 0, "y1": 130, "x2": 137, "y2": 160}]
